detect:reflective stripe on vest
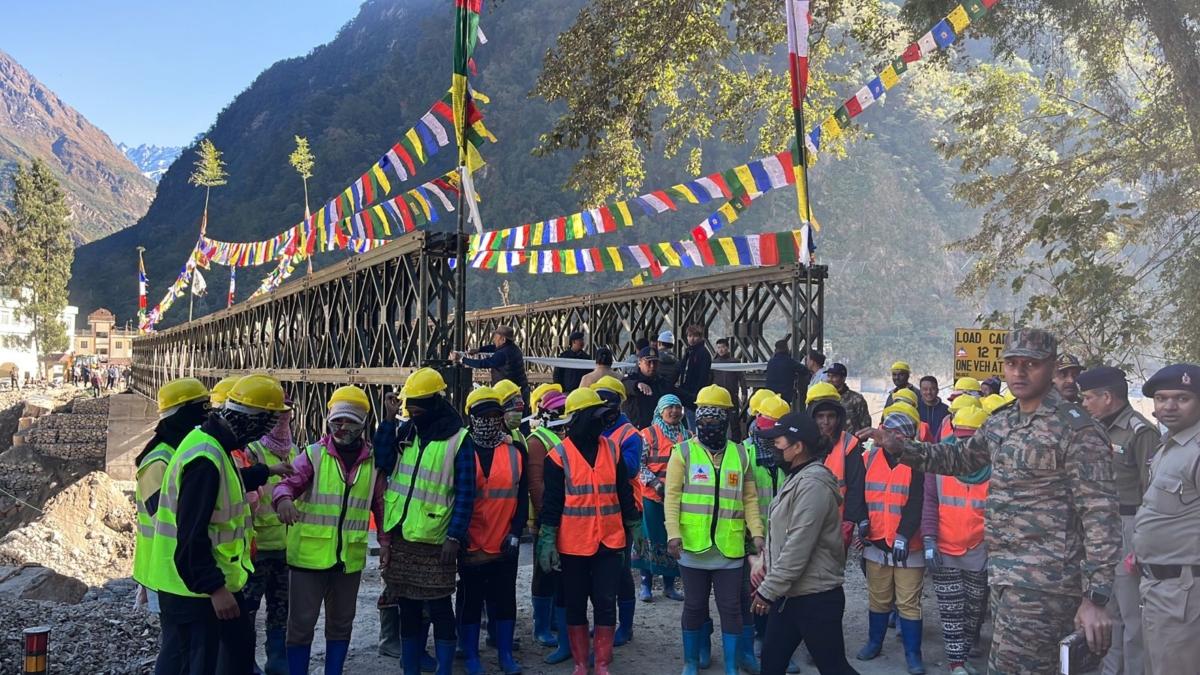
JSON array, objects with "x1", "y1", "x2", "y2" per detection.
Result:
[
  {"x1": 468, "y1": 442, "x2": 523, "y2": 554},
  {"x1": 384, "y1": 429, "x2": 465, "y2": 545},
  {"x1": 531, "y1": 426, "x2": 562, "y2": 452},
  {"x1": 746, "y1": 441, "x2": 780, "y2": 532},
  {"x1": 551, "y1": 437, "x2": 625, "y2": 556},
  {"x1": 639, "y1": 426, "x2": 681, "y2": 503},
  {"x1": 936, "y1": 474, "x2": 988, "y2": 556},
  {"x1": 147, "y1": 430, "x2": 252, "y2": 596},
  {"x1": 678, "y1": 440, "x2": 748, "y2": 558},
  {"x1": 863, "y1": 446, "x2": 918, "y2": 547},
  {"x1": 824, "y1": 432, "x2": 858, "y2": 519},
  {"x1": 608, "y1": 422, "x2": 643, "y2": 512},
  {"x1": 133, "y1": 443, "x2": 174, "y2": 587},
  {"x1": 247, "y1": 440, "x2": 298, "y2": 552},
  {"x1": 287, "y1": 442, "x2": 377, "y2": 573}
]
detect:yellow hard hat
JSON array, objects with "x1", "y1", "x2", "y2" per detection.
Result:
[
  {"x1": 890, "y1": 361, "x2": 912, "y2": 373},
  {"x1": 403, "y1": 367, "x2": 447, "y2": 399},
  {"x1": 328, "y1": 385, "x2": 370, "y2": 411},
  {"x1": 952, "y1": 406, "x2": 990, "y2": 430},
  {"x1": 564, "y1": 387, "x2": 604, "y2": 416},
  {"x1": 530, "y1": 383, "x2": 563, "y2": 411},
  {"x1": 226, "y1": 374, "x2": 288, "y2": 412},
  {"x1": 891, "y1": 388, "x2": 918, "y2": 407},
  {"x1": 494, "y1": 379, "x2": 521, "y2": 403},
  {"x1": 748, "y1": 389, "x2": 776, "y2": 415},
  {"x1": 210, "y1": 375, "x2": 242, "y2": 406},
  {"x1": 883, "y1": 401, "x2": 920, "y2": 425},
  {"x1": 953, "y1": 376, "x2": 982, "y2": 393},
  {"x1": 948, "y1": 395, "x2": 982, "y2": 413},
  {"x1": 696, "y1": 384, "x2": 734, "y2": 408},
  {"x1": 466, "y1": 386, "x2": 504, "y2": 411},
  {"x1": 805, "y1": 382, "x2": 841, "y2": 406},
  {"x1": 591, "y1": 375, "x2": 627, "y2": 402},
  {"x1": 981, "y1": 394, "x2": 1007, "y2": 413},
  {"x1": 757, "y1": 395, "x2": 790, "y2": 421},
  {"x1": 158, "y1": 377, "x2": 210, "y2": 413}
]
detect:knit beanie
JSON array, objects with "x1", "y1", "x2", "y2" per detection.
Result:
[{"x1": 328, "y1": 399, "x2": 368, "y2": 425}]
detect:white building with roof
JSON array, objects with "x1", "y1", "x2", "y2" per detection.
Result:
[{"x1": 0, "y1": 294, "x2": 78, "y2": 383}]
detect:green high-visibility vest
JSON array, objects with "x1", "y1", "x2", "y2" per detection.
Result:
[
  {"x1": 383, "y1": 429, "x2": 465, "y2": 545},
  {"x1": 147, "y1": 429, "x2": 253, "y2": 596},
  {"x1": 133, "y1": 442, "x2": 174, "y2": 587},
  {"x1": 677, "y1": 439, "x2": 749, "y2": 559},
  {"x1": 530, "y1": 426, "x2": 562, "y2": 453},
  {"x1": 745, "y1": 441, "x2": 781, "y2": 528},
  {"x1": 286, "y1": 442, "x2": 376, "y2": 573},
  {"x1": 247, "y1": 440, "x2": 298, "y2": 552}
]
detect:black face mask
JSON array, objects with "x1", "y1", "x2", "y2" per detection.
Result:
[
  {"x1": 755, "y1": 433, "x2": 778, "y2": 468},
  {"x1": 568, "y1": 415, "x2": 606, "y2": 445}
]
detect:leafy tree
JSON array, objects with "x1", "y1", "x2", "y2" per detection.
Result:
[
  {"x1": 188, "y1": 139, "x2": 229, "y2": 234},
  {"x1": 0, "y1": 159, "x2": 74, "y2": 374},
  {"x1": 289, "y1": 136, "x2": 316, "y2": 273}
]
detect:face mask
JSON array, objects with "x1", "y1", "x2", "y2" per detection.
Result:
[
  {"x1": 768, "y1": 444, "x2": 788, "y2": 468},
  {"x1": 222, "y1": 409, "x2": 278, "y2": 448},
  {"x1": 568, "y1": 415, "x2": 605, "y2": 444},
  {"x1": 470, "y1": 416, "x2": 506, "y2": 448},
  {"x1": 697, "y1": 421, "x2": 728, "y2": 450},
  {"x1": 330, "y1": 420, "x2": 365, "y2": 446},
  {"x1": 503, "y1": 411, "x2": 523, "y2": 431},
  {"x1": 754, "y1": 433, "x2": 778, "y2": 468}
]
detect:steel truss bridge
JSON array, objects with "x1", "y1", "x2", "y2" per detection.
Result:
[{"x1": 131, "y1": 231, "x2": 826, "y2": 434}]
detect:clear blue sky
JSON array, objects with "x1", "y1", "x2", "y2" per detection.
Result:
[{"x1": 3, "y1": 1, "x2": 363, "y2": 147}]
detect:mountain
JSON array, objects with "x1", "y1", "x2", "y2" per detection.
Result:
[
  {"x1": 0, "y1": 49, "x2": 155, "y2": 244},
  {"x1": 69, "y1": 0, "x2": 991, "y2": 373},
  {"x1": 117, "y1": 143, "x2": 182, "y2": 182}
]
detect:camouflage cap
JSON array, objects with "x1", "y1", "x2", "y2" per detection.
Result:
[
  {"x1": 1056, "y1": 353, "x2": 1084, "y2": 372},
  {"x1": 1000, "y1": 328, "x2": 1057, "y2": 360}
]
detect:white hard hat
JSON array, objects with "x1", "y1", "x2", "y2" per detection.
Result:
[{"x1": 658, "y1": 330, "x2": 675, "y2": 344}]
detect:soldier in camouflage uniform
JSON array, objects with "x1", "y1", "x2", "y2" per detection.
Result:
[
  {"x1": 1078, "y1": 366, "x2": 1158, "y2": 675},
  {"x1": 828, "y1": 363, "x2": 872, "y2": 433},
  {"x1": 1055, "y1": 353, "x2": 1086, "y2": 404},
  {"x1": 858, "y1": 329, "x2": 1121, "y2": 675}
]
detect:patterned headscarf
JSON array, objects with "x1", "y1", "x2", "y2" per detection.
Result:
[
  {"x1": 882, "y1": 411, "x2": 917, "y2": 440},
  {"x1": 652, "y1": 394, "x2": 687, "y2": 440}
]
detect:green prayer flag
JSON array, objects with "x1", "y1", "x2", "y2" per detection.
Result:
[
  {"x1": 892, "y1": 57, "x2": 909, "y2": 76},
  {"x1": 721, "y1": 169, "x2": 745, "y2": 198},
  {"x1": 964, "y1": 0, "x2": 988, "y2": 20},
  {"x1": 834, "y1": 106, "x2": 851, "y2": 129},
  {"x1": 776, "y1": 233, "x2": 798, "y2": 264}
]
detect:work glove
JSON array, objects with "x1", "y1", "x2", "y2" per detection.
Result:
[
  {"x1": 501, "y1": 534, "x2": 520, "y2": 561},
  {"x1": 537, "y1": 526, "x2": 560, "y2": 574},
  {"x1": 627, "y1": 519, "x2": 648, "y2": 560},
  {"x1": 923, "y1": 537, "x2": 942, "y2": 574},
  {"x1": 892, "y1": 535, "x2": 909, "y2": 567}
]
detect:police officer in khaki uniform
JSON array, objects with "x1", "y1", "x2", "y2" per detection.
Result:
[
  {"x1": 1054, "y1": 353, "x2": 1086, "y2": 404},
  {"x1": 1078, "y1": 366, "x2": 1159, "y2": 675},
  {"x1": 1134, "y1": 363, "x2": 1200, "y2": 675}
]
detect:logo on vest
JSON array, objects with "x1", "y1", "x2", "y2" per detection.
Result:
[
  {"x1": 689, "y1": 464, "x2": 711, "y2": 485},
  {"x1": 725, "y1": 470, "x2": 741, "y2": 489}
]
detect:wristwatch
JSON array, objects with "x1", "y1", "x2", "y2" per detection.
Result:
[{"x1": 1084, "y1": 587, "x2": 1110, "y2": 607}]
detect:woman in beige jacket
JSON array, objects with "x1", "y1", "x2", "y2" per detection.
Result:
[{"x1": 751, "y1": 411, "x2": 861, "y2": 675}]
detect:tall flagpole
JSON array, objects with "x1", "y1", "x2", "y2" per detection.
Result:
[
  {"x1": 453, "y1": 4, "x2": 470, "y2": 357},
  {"x1": 785, "y1": 0, "x2": 815, "y2": 356}
]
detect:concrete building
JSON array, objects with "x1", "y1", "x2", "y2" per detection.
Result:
[
  {"x1": 73, "y1": 309, "x2": 136, "y2": 366},
  {"x1": 0, "y1": 295, "x2": 79, "y2": 382}
]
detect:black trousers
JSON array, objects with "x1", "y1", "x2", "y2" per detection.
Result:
[
  {"x1": 400, "y1": 596, "x2": 456, "y2": 641},
  {"x1": 760, "y1": 587, "x2": 859, "y2": 675},
  {"x1": 457, "y1": 556, "x2": 519, "y2": 625},
  {"x1": 617, "y1": 542, "x2": 635, "y2": 602},
  {"x1": 560, "y1": 549, "x2": 622, "y2": 626},
  {"x1": 533, "y1": 555, "x2": 557, "y2": 597},
  {"x1": 155, "y1": 591, "x2": 253, "y2": 675}
]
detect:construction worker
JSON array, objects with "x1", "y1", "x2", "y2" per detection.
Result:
[
  {"x1": 937, "y1": 395, "x2": 982, "y2": 442},
  {"x1": 591, "y1": 375, "x2": 645, "y2": 647},
  {"x1": 634, "y1": 395, "x2": 689, "y2": 603},
  {"x1": 495, "y1": 378, "x2": 528, "y2": 444},
  {"x1": 923, "y1": 406, "x2": 991, "y2": 675},
  {"x1": 538, "y1": 387, "x2": 646, "y2": 675},
  {"x1": 885, "y1": 362, "x2": 919, "y2": 406},
  {"x1": 374, "y1": 367, "x2": 474, "y2": 675},
  {"x1": 242, "y1": 394, "x2": 299, "y2": 675},
  {"x1": 209, "y1": 375, "x2": 241, "y2": 409},
  {"x1": 979, "y1": 394, "x2": 1007, "y2": 414},
  {"x1": 457, "y1": 387, "x2": 527, "y2": 675},
  {"x1": 273, "y1": 385, "x2": 385, "y2": 675},
  {"x1": 888, "y1": 390, "x2": 934, "y2": 442},
  {"x1": 527, "y1": 384, "x2": 565, "y2": 652},
  {"x1": 148, "y1": 374, "x2": 293, "y2": 675},
  {"x1": 805, "y1": 384, "x2": 867, "y2": 545},
  {"x1": 666, "y1": 384, "x2": 765, "y2": 675},
  {"x1": 134, "y1": 378, "x2": 211, "y2": 612},
  {"x1": 856, "y1": 411, "x2": 927, "y2": 675},
  {"x1": 949, "y1": 377, "x2": 982, "y2": 400}
]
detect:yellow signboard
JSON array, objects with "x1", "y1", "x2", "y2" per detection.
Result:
[{"x1": 954, "y1": 328, "x2": 1008, "y2": 380}]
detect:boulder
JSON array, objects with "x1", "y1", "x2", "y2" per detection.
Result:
[{"x1": 0, "y1": 564, "x2": 87, "y2": 604}]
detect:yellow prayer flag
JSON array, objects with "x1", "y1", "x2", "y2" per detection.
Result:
[
  {"x1": 719, "y1": 239, "x2": 741, "y2": 265},
  {"x1": 616, "y1": 202, "x2": 633, "y2": 226},
  {"x1": 795, "y1": 162, "x2": 820, "y2": 231},
  {"x1": 451, "y1": 74, "x2": 469, "y2": 148},
  {"x1": 371, "y1": 164, "x2": 392, "y2": 195},
  {"x1": 821, "y1": 116, "x2": 842, "y2": 140},
  {"x1": 413, "y1": 191, "x2": 432, "y2": 221},
  {"x1": 673, "y1": 184, "x2": 699, "y2": 204},
  {"x1": 658, "y1": 243, "x2": 682, "y2": 268},
  {"x1": 607, "y1": 247, "x2": 624, "y2": 272},
  {"x1": 472, "y1": 120, "x2": 497, "y2": 143},
  {"x1": 373, "y1": 205, "x2": 391, "y2": 236},
  {"x1": 631, "y1": 274, "x2": 644, "y2": 287},
  {"x1": 466, "y1": 142, "x2": 487, "y2": 173},
  {"x1": 570, "y1": 214, "x2": 585, "y2": 239},
  {"x1": 718, "y1": 203, "x2": 739, "y2": 223},
  {"x1": 405, "y1": 128, "x2": 428, "y2": 164},
  {"x1": 947, "y1": 5, "x2": 971, "y2": 34},
  {"x1": 564, "y1": 251, "x2": 578, "y2": 275},
  {"x1": 880, "y1": 65, "x2": 900, "y2": 89},
  {"x1": 528, "y1": 253, "x2": 539, "y2": 274},
  {"x1": 734, "y1": 166, "x2": 756, "y2": 194},
  {"x1": 533, "y1": 222, "x2": 545, "y2": 245}
]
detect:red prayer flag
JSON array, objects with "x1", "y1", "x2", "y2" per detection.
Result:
[
  {"x1": 432, "y1": 100, "x2": 454, "y2": 122},
  {"x1": 760, "y1": 234, "x2": 779, "y2": 265},
  {"x1": 590, "y1": 248, "x2": 605, "y2": 272},
  {"x1": 902, "y1": 43, "x2": 921, "y2": 63},
  {"x1": 844, "y1": 96, "x2": 863, "y2": 118},
  {"x1": 696, "y1": 237, "x2": 716, "y2": 266},
  {"x1": 599, "y1": 207, "x2": 617, "y2": 233}
]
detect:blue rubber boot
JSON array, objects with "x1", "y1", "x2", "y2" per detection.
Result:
[
  {"x1": 699, "y1": 620, "x2": 713, "y2": 669},
  {"x1": 681, "y1": 629, "x2": 703, "y2": 675},
  {"x1": 459, "y1": 624, "x2": 485, "y2": 675},
  {"x1": 737, "y1": 625, "x2": 760, "y2": 675},
  {"x1": 614, "y1": 599, "x2": 635, "y2": 646},
  {"x1": 544, "y1": 607, "x2": 573, "y2": 664},
  {"x1": 495, "y1": 620, "x2": 523, "y2": 675},
  {"x1": 420, "y1": 619, "x2": 437, "y2": 672},
  {"x1": 721, "y1": 632, "x2": 740, "y2": 675},
  {"x1": 286, "y1": 645, "x2": 311, "y2": 675},
  {"x1": 401, "y1": 638, "x2": 425, "y2": 675},
  {"x1": 265, "y1": 629, "x2": 288, "y2": 675},
  {"x1": 324, "y1": 641, "x2": 349, "y2": 675},
  {"x1": 434, "y1": 639, "x2": 457, "y2": 675},
  {"x1": 889, "y1": 607, "x2": 898, "y2": 628},
  {"x1": 638, "y1": 570, "x2": 653, "y2": 602},
  {"x1": 856, "y1": 611, "x2": 889, "y2": 661},
  {"x1": 532, "y1": 596, "x2": 558, "y2": 647},
  {"x1": 663, "y1": 575, "x2": 685, "y2": 601},
  {"x1": 899, "y1": 618, "x2": 926, "y2": 675}
]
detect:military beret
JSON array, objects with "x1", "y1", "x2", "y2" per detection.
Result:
[
  {"x1": 1143, "y1": 364, "x2": 1200, "y2": 397},
  {"x1": 1077, "y1": 366, "x2": 1126, "y2": 393}
]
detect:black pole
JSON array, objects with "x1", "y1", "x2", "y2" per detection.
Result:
[
  {"x1": 454, "y1": 10, "x2": 469, "y2": 357},
  {"x1": 798, "y1": 96, "x2": 814, "y2": 354}
]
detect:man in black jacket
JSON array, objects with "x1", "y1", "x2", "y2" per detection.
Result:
[
  {"x1": 764, "y1": 338, "x2": 806, "y2": 404},
  {"x1": 553, "y1": 331, "x2": 591, "y2": 393},
  {"x1": 458, "y1": 325, "x2": 529, "y2": 398},
  {"x1": 678, "y1": 325, "x2": 712, "y2": 431},
  {"x1": 621, "y1": 347, "x2": 695, "y2": 430}
]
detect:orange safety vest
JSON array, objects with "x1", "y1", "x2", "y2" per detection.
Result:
[
  {"x1": 607, "y1": 422, "x2": 643, "y2": 512},
  {"x1": 919, "y1": 421, "x2": 934, "y2": 443},
  {"x1": 467, "y1": 442, "x2": 523, "y2": 555},
  {"x1": 935, "y1": 475, "x2": 988, "y2": 556},
  {"x1": 863, "y1": 446, "x2": 920, "y2": 546},
  {"x1": 638, "y1": 425, "x2": 680, "y2": 503},
  {"x1": 824, "y1": 432, "x2": 858, "y2": 518},
  {"x1": 550, "y1": 437, "x2": 626, "y2": 556},
  {"x1": 937, "y1": 417, "x2": 954, "y2": 442}
]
